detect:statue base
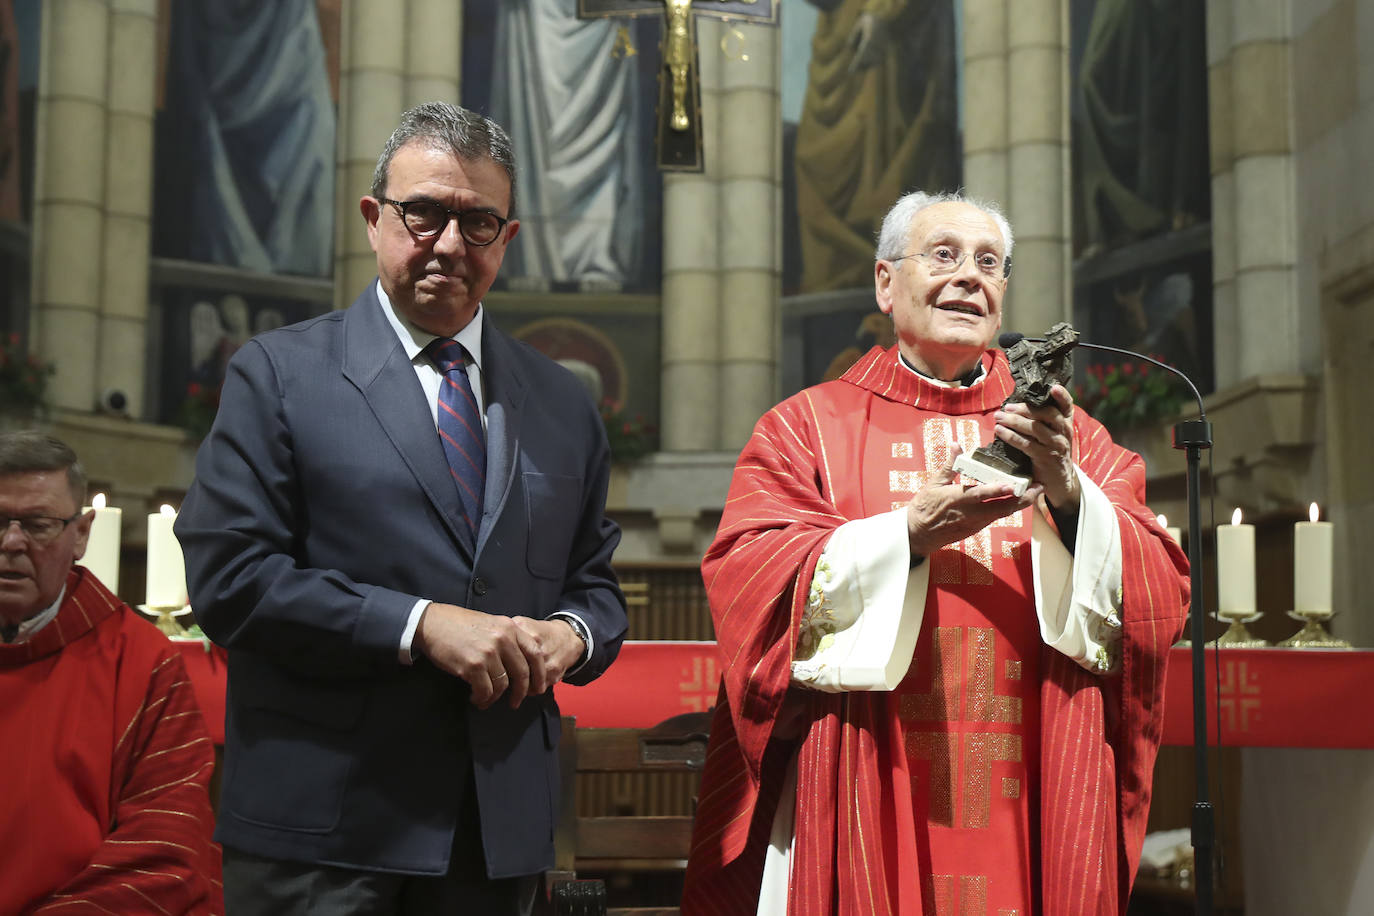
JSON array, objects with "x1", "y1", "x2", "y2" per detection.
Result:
[{"x1": 953, "y1": 452, "x2": 1031, "y2": 497}]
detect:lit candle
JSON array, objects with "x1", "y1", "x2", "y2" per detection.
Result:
[
  {"x1": 1294, "y1": 502, "x2": 1333, "y2": 616},
  {"x1": 77, "y1": 493, "x2": 122, "y2": 593},
  {"x1": 1216, "y1": 508, "x2": 1255, "y2": 618},
  {"x1": 1157, "y1": 513, "x2": 1182, "y2": 546},
  {"x1": 146, "y1": 505, "x2": 188, "y2": 609}
]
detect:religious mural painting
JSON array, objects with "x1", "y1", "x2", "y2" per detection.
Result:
[
  {"x1": 462, "y1": 0, "x2": 664, "y2": 295},
  {"x1": 1068, "y1": 0, "x2": 1214, "y2": 415},
  {"x1": 152, "y1": 0, "x2": 338, "y2": 278},
  {"x1": 462, "y1": 1, "x2": 666, "y2": 452},
  {"x1": 0, "y1": 0, "x2": 37, "y2": 342},
  {"x1": 151, "y1": 0, "x2": 339, "y2": 429},
  {"x1": 159, "y1": 289, "x2": 312, "y2": 439},
  {"x1": 780, "y1": 0, "x2": 963, "y2": 394}
]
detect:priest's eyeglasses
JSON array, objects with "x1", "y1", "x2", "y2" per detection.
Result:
[
  {"x1": 2, "y1": 513, "x2": 82, "y2": 546},
  {"x1": 381, "y1": 198, "x2": 508, "y2": 246},
  {"x1": 891, "y1": 246, "x2": 1011, "y2": 280}
]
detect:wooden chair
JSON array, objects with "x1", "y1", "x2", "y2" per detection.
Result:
[{"x1": 543, "y1": 710, "x2": 712, "y2": 916}]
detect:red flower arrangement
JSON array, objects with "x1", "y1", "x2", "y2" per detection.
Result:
[
  {"x1": 0, "y1": 333, "x2": 56, "y2": 415},
  {"x1": 1074, "y1": 357, "x2": 1187, "y2": 434},
  {"x1": 598, "y1": 399, "x2": 657, "y2": 463}
]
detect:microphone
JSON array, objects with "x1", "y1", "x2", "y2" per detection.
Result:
[{"x1": 998, "y1": 331, "x2": 1206, "y2": 419}]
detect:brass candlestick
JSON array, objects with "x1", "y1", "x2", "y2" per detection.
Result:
[
  {"x1": 1214, "y1": 610, "x2": 1269, "y2": 648},
  {"x1": 1277, "y1": 609, "x2": 1352, "y2": 649},
  {"x1": 138, "y1": 604, "x2": 192, "y2": 638}
]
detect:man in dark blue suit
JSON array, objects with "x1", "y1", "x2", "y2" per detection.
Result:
[{"x1": 177, "y1": 102, "x2": 628, "y2": 915}]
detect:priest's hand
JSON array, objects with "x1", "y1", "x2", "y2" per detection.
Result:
[
  {"x1": 415, "y1": 603, "x2": 562, "y2": 709},
  {"x1": 906, "y1": 444, "x2": 1043, "y2": 559},
  {"x1": 994, "y1": 384, "x2": 1080, "y2": 513}
]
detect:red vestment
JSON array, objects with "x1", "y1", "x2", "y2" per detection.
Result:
[
  {"x1": 0, "y1": 567, "x2": 223, "y2": 915},
  {"x1": 683, "y1": 347, "x2": 1189, "y2": 916}
]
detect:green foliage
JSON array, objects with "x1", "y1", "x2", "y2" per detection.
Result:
[
  {"x1": 1074, "y1": 358, "x2": 1186, "y2": 434},
  {"x1": 599, "y1": 399, "x2": 657, "y2": 464},
  {"x1": 0, "y1": 333, "x2": 55, "y2": 415}
]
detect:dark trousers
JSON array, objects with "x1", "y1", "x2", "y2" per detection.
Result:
[
  {"x1": 222, "y1": 849, "x2": 538, "y2": 915},
  {"x1": 222, "y1": 769, "x2": 539, "y2": 915}
]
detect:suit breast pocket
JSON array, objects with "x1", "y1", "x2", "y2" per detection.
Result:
[{"x1": 523, "y1": 472, "x2": 582, "y2": 579}]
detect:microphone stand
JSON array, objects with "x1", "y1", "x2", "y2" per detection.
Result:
[
  {"x1": 1008, "y1": 335, "x2": 1215, "y2": 915},
  {"x1": 1174, "y1": 415, "x2": 1214, "y2": 916},
  {"x1": 1076, "y1": 342, "x2": 1215, "y2": 916}
]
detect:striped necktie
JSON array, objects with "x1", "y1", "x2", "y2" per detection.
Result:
[{"x1": 425, "y1": 338, "x2": 486, "y2": 540}]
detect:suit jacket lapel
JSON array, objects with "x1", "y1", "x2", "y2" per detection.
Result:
[
  {"x1": 477, "y1": 318, "x2": 527, "y2": 554},
  {"x1": 340, "y1": 284, "x2": 474, "y2": 558}
]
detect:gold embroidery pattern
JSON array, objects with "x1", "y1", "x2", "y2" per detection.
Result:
[
  {"x1": 1005, "y1": 660, "x2": 1021, "y2": 681},
  {"x1": 926, "y1": 875, "x2": 957, "y2": 915},
  {"x1": 909, "y1": 731, "x2": 957, "y2": 827},
  {"x1": 901, "y1": 627, "x2": 961, "y2": 722},
  {"x1": 1001, "y1": 776, "x2": 1020, "y2": 799},
  {"x1": 961, "y1": 732, "x2": 1021, "y2": 829},
  {"x1": 961, "y1": 875, "x2": 988, "y2": 916},
  {"x1": 962, "y1": 527, "x2": 994, "y2": 585},
  {"x1": 965, "y1": 627, "x2": 1021, "y2": 724},
  {"x1": 1000, "y1": 540, "x2": 1021, "y2": 560},
  {"x1": 890, "y1": 469, "x2": 922, "y2": 494},
  {"x1": 797, "y1": 558, "x2": 838, "y2": 661},
  {"x1": 923, "y1": 874, "x2": 993, "y2": 916},
  {"x1": 893, "y1": 442, "x2": 914, "y2": 459}
]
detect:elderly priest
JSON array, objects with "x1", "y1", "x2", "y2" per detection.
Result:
[{"x1": 0, "y1": 431, "x2": 221, "y2": 914}]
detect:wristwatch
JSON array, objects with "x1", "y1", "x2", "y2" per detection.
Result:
[{"x1": 558, "y1": 614, "x2": 591, "y2": 667}]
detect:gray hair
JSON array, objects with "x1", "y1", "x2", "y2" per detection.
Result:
[
  {"x1": 370, "y1": 101, "x2": 519, "y2": 220},
  {"x1": 875, "y1": 190, "x2": 1014, "y2": 264},
  {"x1": 0, "y1": 431, "x2": 88, "y2": 508}
]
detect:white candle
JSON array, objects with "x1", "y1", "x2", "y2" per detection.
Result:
[
  {"x1": 1294, "y1": 502, "x2": 1333, "y2": 616},
  {"x1": 1216, "y1": 508, "x2": 1255, "y2": 617},
  {"x1": 146, "y1": 505, "x2": 188, "y2": 609},
  {"x1": 1157, "y1": 514, "x2": 1182, "y2": 546},
  {"x1": 77, "y1": 493, "x2": 122, "y2": 593}
]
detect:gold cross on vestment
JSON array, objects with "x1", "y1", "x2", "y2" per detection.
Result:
[{"x1": 577, "y1": 0, "x2": 779, "y2": 171}]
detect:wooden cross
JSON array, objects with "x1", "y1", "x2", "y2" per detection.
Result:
[{"x1": 578, "y1": 0, "x2": 779, "y2": 172}]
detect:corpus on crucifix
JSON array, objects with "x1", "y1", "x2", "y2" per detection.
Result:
[{"x1": 578, "y1": 0, "x2": 779, "y2": 171}]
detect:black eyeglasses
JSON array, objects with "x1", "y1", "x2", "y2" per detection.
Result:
[
  {"x1": 2, "y1": 513, "x2": 82, "y2": 546},
  {"x1": 380, "y1": 198, "x2": 509, "y2": 246}
]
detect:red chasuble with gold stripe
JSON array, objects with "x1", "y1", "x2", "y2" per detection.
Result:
[
  {"x1": 683, "y1": 346, "x2": 1189, "y2": 916},
  {"x1": 0, "y1": 568, "x2": 223, "y2": 915}
]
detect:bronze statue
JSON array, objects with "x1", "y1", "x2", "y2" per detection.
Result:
[{"x1": 954, "y1": 322, "x2": 1079, "y2": 494}]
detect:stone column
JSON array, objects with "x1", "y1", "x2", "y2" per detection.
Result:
[
  {"x1": 404, "y1": 0, "x2": 462, "y2": 107},
  {"x1": 716, "y1": 21, "x2": 780, "y2": 450},
  {"x1": 1208, "y1": 0, "x2": 1299, "y2": 386},
  {"x1": 961, "y1": 0, "x2": 1009, "y2": 206},
  {"x1": 334, "y1": 0, "x2": 408, "y2": 307},
  {"x1": 660, "y1": 21, "x2": 724, "y2": 451},
  {"x1": 30, "y1": 0, "x2": 110, "y2": 411},
  {"x1": 1003, "y1": 0, "x2": 1071, "y2": 335},
  {"x1": 97, "y1": 0, "x2": 158, "y2": 418}
]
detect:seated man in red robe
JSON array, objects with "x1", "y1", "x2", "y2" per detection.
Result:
[
  {"x1": 683, "y1": 192, "x2": 1190, "y2": 915},
  {"x1": 0, "y1": 431, "x2": 222, "y2": 914}
]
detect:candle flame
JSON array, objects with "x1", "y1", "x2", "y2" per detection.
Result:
[
  {"x1": 1231, "y1": 508, "x2": 1243, "y2": 526},
  {"x1": 159, "y1": 504, "x2": 176, "y2": 517},
  {"x1": 1309, "y1": 502, "x2": 1320, "y2": 523},
  {"x1": 92, "y1": 493, "x2": 106, "y2": 509},
  {"x1": 1157, "y1": 514, "x2": 1168, "y2": 527}
]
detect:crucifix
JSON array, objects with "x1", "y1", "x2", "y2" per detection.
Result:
[{"x1": 578, "y1": 0, "x2": 780, "y2": 172}]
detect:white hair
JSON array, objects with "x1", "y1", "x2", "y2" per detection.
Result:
[{"x1": 875, "y1": 190, "x2": 1015, "y2": 265}]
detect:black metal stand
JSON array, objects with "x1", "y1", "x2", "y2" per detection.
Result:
[{"x1": 1173, "y1": 417, "x2": 1214, "y2": 916}]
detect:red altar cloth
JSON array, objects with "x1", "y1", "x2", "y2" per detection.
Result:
[
  {"x1": 1158, "y1": 645, "x2": 1374, "y2": 749},
  {"x1": 175, "y1": 640, "x2": 1374, "y2": 750}
]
